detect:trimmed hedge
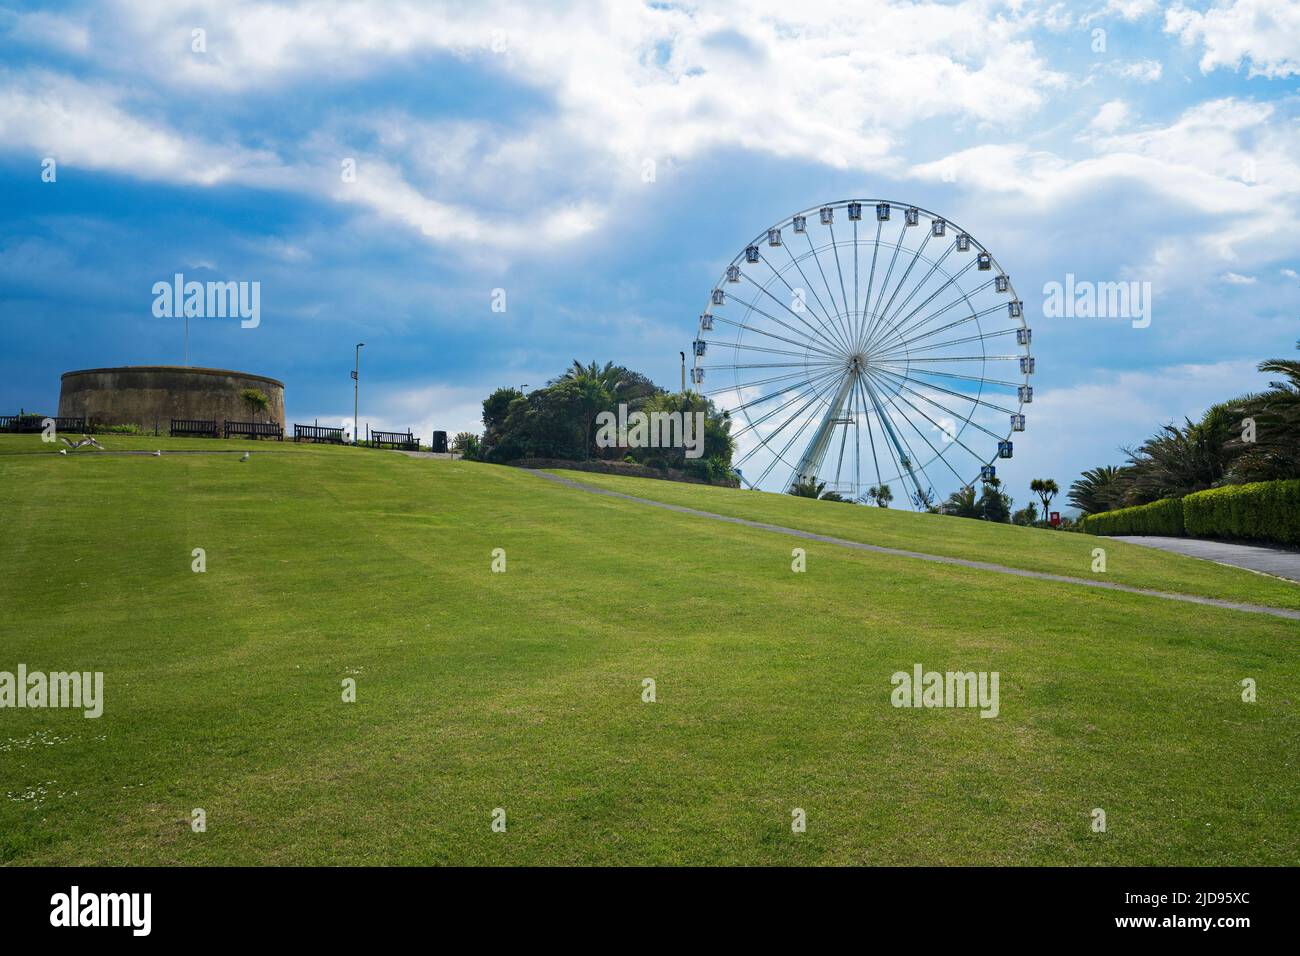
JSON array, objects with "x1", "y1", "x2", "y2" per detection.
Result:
[
  {"x1": 1081, "y1": 497, "x2": 1184, "y2": 537},
  {"x1": 1183, "y1": 479, "x2": 1300, "y2": 546}
]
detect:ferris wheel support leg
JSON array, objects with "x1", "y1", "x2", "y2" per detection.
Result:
[{"x1": 791, "y1": 371, "x2": 856, "y2": 489}]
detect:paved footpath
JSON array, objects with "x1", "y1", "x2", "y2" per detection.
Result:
[
  {"x1": 1110, "y1": 536, "x2": 1300, "y2": 584},
  {"x1": 526, "y1": 470, "x2": 1300, "y2": 623}
]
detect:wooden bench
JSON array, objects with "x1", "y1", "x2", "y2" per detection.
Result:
[
  {"x1": 371, "y1": 429, "x2": 419, "y2": 450},
  {"x1": 2, "y1": 415, "x2": 86, "y2": 433},
  {"x1": 224, "y1": 420, "x2": 284, "y2": 441},
  {"x1": 294, "y1": 424, "x2": 345, "y2": 444},
  {"x1": 170, "y1": 419, "x2": 218, "y2": 438}
]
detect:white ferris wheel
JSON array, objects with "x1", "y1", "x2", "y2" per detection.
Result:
[{"x1": 692, "y1": 199, "x2": 1033, "y2": 509}]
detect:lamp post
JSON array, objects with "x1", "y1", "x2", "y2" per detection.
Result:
[
  {"x1": 353, "y1": 343, "x2": 364, "y2": 445},
  {"x1": 680, "y1": 351, "x2": 686, "y2": 393}
]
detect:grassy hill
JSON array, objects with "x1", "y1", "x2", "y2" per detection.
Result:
[
  {"x1": 548, "y1": 468, "x2": 1300, "y2": 610},
  {"x1": 2, "y1": 435, "x2": 1297, "y2": 865}
]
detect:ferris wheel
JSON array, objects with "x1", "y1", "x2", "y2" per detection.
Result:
[{"x1": 692, "y1": 200, "x2": 1033, "y2": 509}]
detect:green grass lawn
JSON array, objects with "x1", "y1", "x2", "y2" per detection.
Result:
[
  {"x1": 548, "y1": 468, "x2": 1300, "y2": 611},
  {"x1": 1, "y1": 435, "x2": 1297, "y2": 865}
]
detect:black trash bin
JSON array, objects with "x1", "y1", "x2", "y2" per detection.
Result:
[{"x1": 431, "y1": 430, "x2": 448, "y2": 453}]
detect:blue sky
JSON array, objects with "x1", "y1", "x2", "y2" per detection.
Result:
[{"x1": 1, "y1": 0, "x2": 1297, "y2": 507}]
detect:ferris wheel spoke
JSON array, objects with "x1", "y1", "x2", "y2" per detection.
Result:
[
  {"x1": 741, "y1": 378, "x2": 841, "y2": 478},
  {"x1": 850, "y1": 220, "x2": 861, "y2": 359},
  {"x1": 867, "y1": 285, "x2": 980, "y2": 357},
  {"x1": 869, "y1": 365, "x2": 1018, "y2": 415},
  {"x1": 755, "y1": 397, "x2": 829, "y2": 489},
  {"x1": 721, "y1": 366, "x2": 845, "y2": 414},
  {"x1": 875, "y1": 396, "x2": 941, "y2": 507},
  {"x1": 865, "y1": 370, "x2": 972, "y2": 486},
  {"x1": 705, "y1": 364, "x2": 840, "y2": 398},
  {"x1": 868, "y1": 219, "x2": 909, "y2": 327},
  {"x1": 832, "y1": 391, "x2": 852, "y2": 490},
  {"x1": 701, "y1": 361, "x2": 841, "y2": 371},
  {"x1": 859, "y1": 374, "x2": 929, "y2": 504},
  {"x1": 854, "y1": 375, "x2": 884, "y2": 492},
  {"x1": 803, "y1": 231, "x2": 856, "y2": 350},
  {"x1": 734, "y1": 381, "x2": 842, "y2": 444},
  {"x1": 857, "y1": 220, "x2": 883, "y2": 352},
  {"x1": 729, "y1": 282, "x2": 846, "y2": 360},
  {"x1": 876, "y1": 364, "x2": 1022, "y2": 389},
  {"x1": 878, "y1": 328, "x2": 1020, "y2": 360},
  {"x1": 825, "y1": 224, "x2": 854, "y2": 328},
  {"x1": 758, "y1": 254, "x2": 854, "y2": 354},
  {"x1": 709, "y1": 312, "x2": 843, "y2": 363},
  {"x1": 864, "y1": 241, "x2": 956, "y2": 350},
  {"x1": 876, "y1": 306, "x2": 1008, "y2": 356},
  {"x1": 850, "y1": 374, "x2": 866, "y2": 496},
  {"x1": 879, "y1": 355, "x2": 1017, "y2": 364},
  {"x1": 781, "y1": 242, "x2": 854, "y2": 354},
  {"x1": 700, "y1": 339, "x2": 840, "y2": 361},
  {"x1": 734, "y1": 370, "x2": 846, "y2": 467},
  {"x1": 830, "y1": 369, "x2": 860, "y2": 491},
  {"x1": 853, "y1": 381, "x2": 862, "y2": 496},
  {"x1": 864, "y1": 260, "x2": 980, "y2": 355},
  {"x1": 865, "y1": 226, "x2": 932, "y2": 354},
  {"x1": 732, "y1": 368, "x2": 846, "y2": 436},
  {"x1": 869, "y1": 368, "x2": 1003, "y2": 445}
]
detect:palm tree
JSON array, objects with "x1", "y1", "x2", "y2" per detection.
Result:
[
  {"x1": 1123, "y1": 408, "x2": 1236, "y2": 503},
  {"x1": 1228, "y1": 347, "x2": 1300, "y2": 482},
  {"x1": 866, "y1": 483, "x2": 893, "y2": 508},
  {"x1": 553, "y1": 361, "x2": 625, "y2": 459},
  {"x1": 789, "y1": 478, "x2": 826, "y2": 498},
  {"x1": 980, "y1": 476, "x2": 1011, "y2": 522},
  {"x1": 1029, "y1": 478, "x2": 1059, "y2": 527},
  {"x1": 942, "y1": 484, "x2": 979, "y2": 518},
  {"x1": 1067, "y1": 465, "x2": 1126, "y2": 515},
  {"x1": 556, "y1": 360, "x2": 625, "y2": 393}
]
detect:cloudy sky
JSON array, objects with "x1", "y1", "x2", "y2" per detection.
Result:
[{"x1": 1, "y1": 0, "x2": 1297, "y2": 505}]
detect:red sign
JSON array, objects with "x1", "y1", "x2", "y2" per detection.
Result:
[{"x1": 1049, "y1": 511, "x2": 1061, "y2": 527}]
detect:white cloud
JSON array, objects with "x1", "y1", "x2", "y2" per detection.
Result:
[
  {"x1": 0, "y1": 71, "x2": 264, "y2": 186},
  {"x1": 1116, "y1": 59, "x2": 1163, "y2": 82},
  {"x1": 1221, "y1": 271, "x2": 1256, "y2": 284},
  {"x1": 2, "y1": 10, "x2": 91, "y2": 53},
  {"x1": 0, "y1": 69, "x2": 601, "y2": 255},
  {"x1": 917, "y1": 97, "x2": 1300, "y2": 273},
  {"x1": 1090, "y1": 99, "x2": 1132, "y2": 132},
  {"x1": 0, "y1": 0, "x2": 1070, "y2": 253},
  {"x1": 331, "y1": 156, "x2": 605, "y2": 249},
  {"x1": 1081, "y1": 0, "x2": 1160, "y2": 26},
  {"x1": 1039, "y1": 3, "x2": 1074, "y2": 31},
  {"x1": 1166, "y1": 0, "x2": 1300, "y2": 78}
]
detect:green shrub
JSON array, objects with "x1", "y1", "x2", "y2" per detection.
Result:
[
  {"x1": 1081, "y1": 497, "x2": 1184, "y2": 536},
  {"x1": 1182, "y1": 480, "x2": 1300, "y2": 545}
]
